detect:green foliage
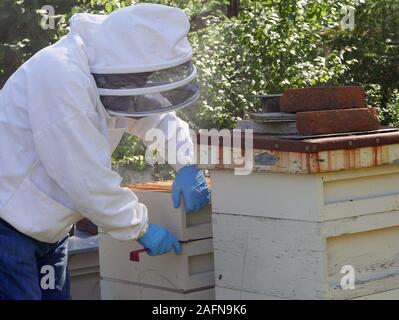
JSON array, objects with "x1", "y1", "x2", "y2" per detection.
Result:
[
  {"x1": 381, "y1": 90, "x2": 399, "y2": 127},
  {"x1": 333, "y1": 0, "x2": 399, "y2": 125},
  {"x1": 111, "y1": 133, "x2": 147, "y2": 170},
  {"x1": 1, "y1": 0, "x2": 399, "y2": 173},
  {"x1": 189, "y1": 0, "x2": 359, "y2": 129},
  {"x1": 1, "y1": 0, "x2": 62, "y2": 85}
]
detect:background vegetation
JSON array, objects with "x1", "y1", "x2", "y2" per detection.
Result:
[{"x1": 1, "y1": 0, "x2": 398, "y2": 173}]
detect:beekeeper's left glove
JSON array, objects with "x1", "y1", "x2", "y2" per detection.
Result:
[
  {"x1": 172, "y1": 165, "x2": 210, "y2": 213},
  {"x1": 137, "y1": 224, "x2": 181, "y2": 256}
]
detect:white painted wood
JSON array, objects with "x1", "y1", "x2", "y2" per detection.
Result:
[
  {"x1": 320, "y1": 165, "x2": 399, "y2": 182},
  {"x1": 69, "y1": 251, "x2": 100, "y2": 300},
  {"x1": 99, "y1": 234, "x2": 214, "y2": 291},
  {"x1": 352, "y1": 287, "x2": 399, "y2": 300},
  {"x1": 213, "y1": 213, "x2": 399, "y2": 300},
  {"x1": 327, "y1": 225, "x2": 399, "y2": 299},
  {"x1": 215, "y1": 287, "x2": 287, "y2": 300},
  {"x1": 323, "y1": 172, "x2": 399, "y2": 205},
  {"x1": 212, "y1": 213, "x2": 328, "y2": 299},
  {"x1": 209, "y1": 163, "x2": 399, "y2": 300},
  {"x1": 210, "y1": 170, "x2": 324, "y2": 221},
  {"x1": 71, "y1": 274, "x2": 101, "y2": 300},
  {"x1": 133, "y1": 189, "x2": 212, "y2": 241},
  {"x1": 321, "y1": 209, "x2": 399, "y2": 238},
  {"x1": 322, "y1": 194, "x2": 399, "y2": 221},
  {"x1": 69, "y1": 251, "x2": 99, "y2": 275},
  {"x1": 101, "y1": 279, "x2": 215, "y2": 300}
]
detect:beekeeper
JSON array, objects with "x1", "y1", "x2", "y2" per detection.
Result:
[{"x1": 0, "y1": 3, "x2": 210, "y2": 300}]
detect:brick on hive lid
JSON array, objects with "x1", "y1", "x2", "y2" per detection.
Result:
[
  {"x1": 296, "y1": 107, "x2": 380, "y2": 135},
  {"x1": 280, "y1": 86, "x2": 366, "y2": 113}
]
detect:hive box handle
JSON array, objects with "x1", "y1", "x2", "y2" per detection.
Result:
[{"x1": 129, "y1": 248, "x2": 148, "y2": 262}]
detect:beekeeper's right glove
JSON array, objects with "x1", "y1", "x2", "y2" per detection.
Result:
[
  {"x1": 172, "y1": 165, "x2": 210, "y2": 213},
  {"x1": 137, "y1": 224, "x2": 181, "y2": 256}
]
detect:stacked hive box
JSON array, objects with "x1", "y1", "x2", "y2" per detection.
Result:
[
  {"x1": 209, "y1": 167, "x2": 399, "y2": 299},
  {"x1": 68, "y1": 233, "x2": 101, "y2": 300},
  {"x1": 99, "y1": 181, "x2": 215, "y2": 300},
  {"x1": 200, "y1": 86, "x2": 399, "y2": 299}
]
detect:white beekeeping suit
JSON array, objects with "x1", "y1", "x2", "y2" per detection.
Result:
[{"x1": 0, "y1": 4, "x2": 197, "y2": 243}]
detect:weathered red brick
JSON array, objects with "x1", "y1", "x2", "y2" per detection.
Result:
[
  {"x1": 280, "y1": 86, "x2": 366, "y2": 113},
  {"x1": 296, "y1": 108, "x2": 380, "y2": 135}
]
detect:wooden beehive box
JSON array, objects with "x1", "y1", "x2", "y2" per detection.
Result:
[
  {"x1": 209, "y1": 164, "x2": 399, "y2": 300},
  {"x1": 68, "y1": 234, "x2": 101, "y2": 300},
  {"x1": 101, "y1": 279, "x2": 215, "y2": 300},
  {"x1": 99, "y1": 180, "x2": 215, "y2": 300},
  {"x1": 126, "y1": 181, "x2": 212, "y2": 241},
  {"x1": 100, "y1": 235, "x2": 214, "y2": 291}
]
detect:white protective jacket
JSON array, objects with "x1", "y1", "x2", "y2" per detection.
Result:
[{"x1": 0, "y1": 4, "x2": 195, "y2": 243}]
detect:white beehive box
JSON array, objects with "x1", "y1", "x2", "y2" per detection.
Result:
[
  {"x1": 101, "y1": 279, "x2": 215, "y2": 300},
  {"x1": 209, "y1": 166, "x2": 399, "y2": 300},
  {"x1": 99, "y1": 234, "x2": 215, "y2": 293},
  {"x1": 68, "y1": 234, "x2": 100, "y2": 300},
  {"x1": 128, "y1": 182, "x2": 212, "y2": 241},
  {"x1": 98, "y1": 181, "x2": 215, "y2": 300}
]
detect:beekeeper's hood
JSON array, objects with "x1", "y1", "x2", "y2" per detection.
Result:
[{"x1": 69, "y1": 3, "x2": 199, "y2": 118}]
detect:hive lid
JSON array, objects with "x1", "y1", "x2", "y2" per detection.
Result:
[
  {"x1": 198, "y1": 128, "x2": 399, "y2": 153},
  {"x1": 249, "y1": 112, "x2": 296, "y2": 123},
  {"x1": 126, "y1": 179, "x2": 211, "y2": 193},
  {"x1": 126, "y1": 181, "x2": 174, "y2": 193}
]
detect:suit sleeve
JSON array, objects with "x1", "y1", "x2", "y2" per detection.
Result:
[
  {"x1": 27, "y1": 65, "x2": 148, "y2": 241},
  {"x1": 124, "y1": 112, "x2": 196, "y2": 171}
]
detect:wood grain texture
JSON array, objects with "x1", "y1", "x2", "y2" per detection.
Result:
[
  {"x1": 352, "y1": 287, "x2": 399, "y2": 300},
  {"x1": 69, "y1": 251, "x2": 100, "y2": 300},
  {"x1": 126, "y1": 179, "x2": 212, "y2": 193},
  {"x1": 209, "y1": 164, "x2": 399, "y2": 300},
  {"x1": 199, "y1": 143, "x2": 399, "y2": 174},
  {"x1": 101, "y1": 279, "x2": 215, "y2": 300},
  {"x1": 129, "y1": 189, "x2": 212, "y2": 241},
  {"x1": 327, "y1": 226, "x2": 399, "y2": 299},
  {"x1": 215, "y1": 287, "x2": 287, "y2": 300},
  {"x1": 99, "y1": 234, "x2": 215, "y2": 291},
  {"x1": 213, "y1": 212, "x2": 399, "y2": 300},
  {"x1": 212, "y1": 213, "x2": 328, "y2": 299},
  {"x1": 210, "y1": 170, "x2": 324, "y2": 221},
  {"x1": 321, "y1": 209, "x2": 399, "y2": 238}
]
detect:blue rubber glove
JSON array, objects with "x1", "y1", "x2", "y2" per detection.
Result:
[
  {"x1": 172, "y1": 165, "x2": 211, "y2": 213},
  {"x1": 137, "y1": 224, "x2": 181, "y2": 256}
]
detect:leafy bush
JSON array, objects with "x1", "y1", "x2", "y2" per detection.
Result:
[
  {"x1": 334, "y1": 0, "x2": 399, "y2": 125},
  {"x1": 1, "y1": 0, "x2": 399, "y2": 174},
  {"x1": 188, "y1": 0, "x2": 361, "y2": 129},
  {"x1": 382, "y1": 90, "x2": 399, "y2": 127}
]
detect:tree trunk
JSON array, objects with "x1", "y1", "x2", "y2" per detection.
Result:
[{"x1": 227, "y1": 0, "x2": 240, "y2": 17}]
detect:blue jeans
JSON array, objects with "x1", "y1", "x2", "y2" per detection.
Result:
[{"x1": 0, "y1": 218, "x2": 71, "y2": 300}]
